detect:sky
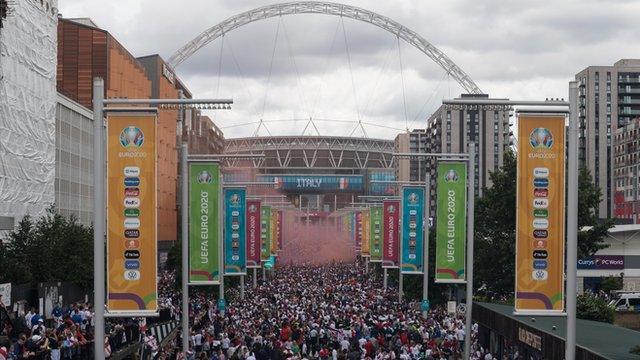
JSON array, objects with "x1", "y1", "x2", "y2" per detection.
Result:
[{"x1": 58, "y1": 0, "x2": 640, "y2": 139}]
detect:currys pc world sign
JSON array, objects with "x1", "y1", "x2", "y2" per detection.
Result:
[{"x1": 577, "y1": 255, "x2": 624, "y2": 270}]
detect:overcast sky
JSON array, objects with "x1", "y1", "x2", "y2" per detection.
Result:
[{"x1": 59, "y1": 0, "x2": 640, "y2": 139}]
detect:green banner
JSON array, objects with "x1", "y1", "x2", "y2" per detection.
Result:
[
  {"x1": 260, "y1": 206, "x2": 271, "y2": 261},
  {"x1": 188, "y1": 163, "x2": 220, "y2": 284},
  {"x1": 369, "y1": 206, "x2": 383, "y2": 262},
  {"x1": 435, "y1": 162, "x2": 467, "y2": 283}
]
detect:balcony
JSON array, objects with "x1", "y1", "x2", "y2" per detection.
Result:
[
  {"x1": 618, "y1": 77, "x2": 640, "y2": 84},
  {"x1": 618, "y1": 87, "x2": 640, "y2": 94},
  {"x1": 618, "y1": 98, "x2": 640, "y2": 105},
  {"x1": 619, "y1": 108, "x2": 640, "y2": 116}
]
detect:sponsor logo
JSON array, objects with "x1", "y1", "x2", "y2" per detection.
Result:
[
  {"x1": 232, "y1": 211, "x2": 240, "y2": 217},
  {"x1": 124, "y1": 208, "x2": 140, "y2": 217},
  {"x1": 533, "y1": 167, "x2": 549, "y2": 178},
  {"x1": 409, "y1": 210, "x2": 417, "y2": 216},
  {"x1": 124, "y1": 229, "x2": 139, "y2": 238},
  {"x1": 533, "y1": 239, "x2": 547, "y2": 249},
  {"x1": 119, "y1": 127, "x2": 144, "y2": 148},
  {"x1": 124, "y1": 260, "x2": 140, "y2": 270},
  {"x1": 533, "y1": 230, "x2": 548, "y2": 238},
  {"x1": 532, "y1": 250, "x2": 548, "y2": 259},
  {"x1": 532, "y1": 269, "x2": 548, "y2": 281},
  {"x1": 407, "y1": 193, "x2": 419, "y2": 204},
  {"x1": 230, "y1": 194, "x2": 241, "y2": 206},
  {"x1": 124, "y1": 270, "x2": 140, "y2": 281},
  {"x1": 124, "y1": 218, "x2": 140, "y2": 229},
  {"x1": 533, "y1": 198, "x2": 548, "y2": 209},
  {"x1": 529, "y1": 128, "x2": 553, "y2": 149},
  {"x1": 197, "y1": 170, "x2": 212, "y2": 184},
  {"x1": 533, "y1": 260, "x2": 548, "y2": 270},
  {"x1": 124, "y1": 187, "x2": 140, "y2": 197},
  {"x1": 231, "y1": 223, "x2": 240, "y2": 230},
  {"x1": 532, "y1": 218, "x2": 549, "y2": 229},
  {"x1": 444, "y1": 169, "x2": 459, "y2": 183},
  {"x1": 125, "y1": 240, "x2": 139, "y2": 249},
  {"x1": 124, "y1": 177, "x2": 140, "y2": 187},
  {"x1": 124, "y1": 250, "x2": 140, "y2": 259},
  {"x1": 533, "y1": 209, "x2": 548, "y2": 218},
  {"x1": 124, "y1": 197, "x2": 140, "y2": 209},
  {"x1": 533, "y1": 188, "x2": 548, "y2": 197},
  {"x1": 533, "y1": 178, "x2": 549, "y2": 187},
  {"x1": 124, "y1": 166, "x2": 140, "y2": 177}
]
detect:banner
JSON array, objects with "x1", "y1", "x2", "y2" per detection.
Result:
[
  {"x1": 515, "y1": 114, "x2": 566, "y2": 314},
  {"x1": 361, "y1": 211, "x2": 371, "y2": 257},
  {"x1": 0, "y1": 283, "x2": 10, "y2": 307},
  {"x1": 260, "y1": 206, "x2": 272, "y2": 261},
  {"x1": 355, "y1": 211, "x2": 363, "y2": 252},
  {"x1": 246, "y1": 199, "x2": 261, "y2": 268},
  {"x1": 188, "y1": 163, "x2": 220, "y2": 285},
  {"x1": 382, "y1": 200, "x2": 400, "y2": 268},
  {"x1": 435, "y1": 162, "x2": 467, "y2": 283},
  {"x1": 369, "y1": 206, "x2": 383, "y2": 262},
  {"x1": 401, "y1": 186, "x2": 425, "y2": 274},
  {"x1": 106, "y1": 113, "x2": 157, "y2": 314},
  {"x1": 224, "y1": 188, "x2": 246, "y2": 275}
]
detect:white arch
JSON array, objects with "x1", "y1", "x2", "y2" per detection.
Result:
[{"x1": 168, "y1": 1, "x2": 482, "y2": 94}]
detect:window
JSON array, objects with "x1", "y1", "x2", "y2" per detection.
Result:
[{"x1": 607, "y1": 72, "x2": 611, "y2": 81}]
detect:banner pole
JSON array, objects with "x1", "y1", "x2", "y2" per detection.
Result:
[
  {"x1": 240, "y1": 275, "x2": 245, "y2": 300},
  {"x1": 383, "y1": 268, "x2": 388, "y2": 290},
  {"x1": 180, "y1": 143, "x2": 189, "y2": 354},
  {"x1": 565, "y1": 81, "x2": 578, "y2": 360},
  {"x1": 219, "y1": 176, "x2": 225, "y2": 315},
  {"x1": 92, "y1": 77, "x2": 105, "y2": 360},
  {"x1": 423, "y1": 173, "x2": 430, "y2": 318},
  {"x1": 253, "y1": 268, "x2": 257, "y2": 288},
  {"x1": 399, "y1": 271, "x2": 403, "y2": 302},
  {"x1": 463, "y1": 143, "x2": 476, "y2": 360}
]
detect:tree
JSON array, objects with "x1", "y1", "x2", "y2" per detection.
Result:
[
  {"x1": 576, "y1": 293, "x2": 614, "y2": 323},
  {"x1": 473, "y1": 153, "x2": 612, "y2": 299},
  {"x1": 577, "y1": 168, "x2": 613, "y2": 258},
  {"x1": 0, "y1": 208, "x2": 94, "y2": 290}
]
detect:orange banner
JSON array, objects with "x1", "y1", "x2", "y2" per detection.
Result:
[
  {"x1": 515, "y1": 114, "x2": 565, "y2": 314},
  {"x1": 361, "y1": 211, "x2": 371, "y2": 256},
  {"x1": 106, "y1": 113, "x2": 157, "y2": 314}
]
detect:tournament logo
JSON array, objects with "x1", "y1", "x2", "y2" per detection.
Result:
[
  {"x1": 249, "y1": 204, "x2": 258, "y2": 212},
  {"x1": 444, "y1": 169, "x2": 459, "y2": 183},
  {"x1": 230, "y1": 193, "x2": 241, "y2": 206},
  {"x1": 197, "y1": 170, "x2": 212, "y2": 184},
  {"x1": 387, "y1": 205, "x2": 396, "y2": 213},
  {"x1": 529, "y1": 128, "x2": 553, "y2": 149},
  {"x1": 119, "y1": 127, "x2": 144, "y2": 148},
  {"x1": 407, "y1": 193, "x2": 419, "y2": 205}
]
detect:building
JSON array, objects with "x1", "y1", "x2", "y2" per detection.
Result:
[
  {"x1": 575, "y1": 59, "x2": 640, "y2": 219},
  {"x1": 55, "y1": 93, "x2": 94, "y2": 226},
  {"x1": 393, "y1": 129, "x2": 429, "y2": 183},
  {"x1": 394, "y1": 133, "x2": 410, "y2": 182},
  {"x1": 0, "y1": 0, "x2": 58, "y2": 238},
  {"x1": 613, "y1": 117, "x2": 640, "y2": 224},
  {"x1": 426, "y1": 94, "x2": 511, "y2": 201},
  {"x1": 186, "y1": 115, "x2": 225, "y2": 155},
  {"x1": 577, "y1": 224, "x2": 640, "y2": 293}
]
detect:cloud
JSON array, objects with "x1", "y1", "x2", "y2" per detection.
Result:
[{"x1": 58, "y1": 0, "x2": 640, "y2": 139}]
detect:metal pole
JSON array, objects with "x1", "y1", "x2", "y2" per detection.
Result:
[
  {"x1": 565, "y1": 81, "x2": 579, "y2": 360},
  {"x1": 240, "y1": 275, "x2": 245, "y2": 300},
  {"x1": 92, "y1": 78, "x2": 105, "y2": 360},
  {"x1": 219, "y1": 174, "x2": 225, "y2": 314},
  {"x1": 262, "y1": 266, "x2": 266, "y2": 282},
  {"x1": 399, "y1": 271, "x2": 403, "y2": 302},
  {"x1": 383, "y1": 268, "x2": 388, "y2": 290},
  {"x1": 180, "y1": 144, "x2": 189, "y2": 354},
  {"x1": 253, "y1": 268, "x2": 257, "y2": 288},
  {"x1": 365, "y1": 256, "x2": 369, "y2": 272},
  {"x1": 463, "y1": 143, "x2": 476, "y2": 359},
  {"x1": 423, "y1": 174, "x2": 430, "y2": 318}
]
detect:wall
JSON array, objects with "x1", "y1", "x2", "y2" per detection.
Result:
[
  {"x1": 55, "y1": 93, "x2": 94, "y2": 226},
  {"x1": 0, "y1": 0, "x2": 58, "y2": 237}
]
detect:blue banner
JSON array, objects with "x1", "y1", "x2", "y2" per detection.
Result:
[
  {"x1": 401, "y1": 186, "x2": 425, "y2": 274},
  {"x1": 257, "y1": 175, "x2": 363, "y2": 192},
  {"x1": 224, "y1": 188, "x2": 246, "y2": 275}
]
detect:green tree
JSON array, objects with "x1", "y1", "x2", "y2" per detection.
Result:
[
  {"x1": 473, "y1": 153, "x2": 612, "y2": 299},
  {"x1": 0, "y1": 209, "x2": 94, "y2": 290},
  {"x1": 576, "y1": 293, "x2": 614, "y2": 323},
  {"x1": 577, "y1": 168, "x2": 612, "y2": 258}
]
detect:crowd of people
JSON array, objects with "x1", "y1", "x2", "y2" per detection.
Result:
[{"x1": 157, "y1": 262, "x2": 496, "y2": 360}]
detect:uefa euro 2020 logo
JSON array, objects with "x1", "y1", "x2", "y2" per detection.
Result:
[
  {"x1": 408, "y1": 193, "x2": 418, "y2": 204},
  {"x1": 387, "y1": 205, "x2": 396, "y2": 213},
  {"x1": 249, "y1": 204, "x2": 257, "y2": 212},
  {"x1": 119, "y1": 126, "x2": 144, "y2": 148},
  {"x1": 529, "y1": 128, "x2": 553, "y2": 149},
  {"x1": 230, "y1": 194, "x2": 241, "y2": 206},
  {"x1": 444, "y1": 169, "x2": 459, "y2": 183},
  {"x1": 197, "y1": 170, "x2": 212, "y2": 184}
]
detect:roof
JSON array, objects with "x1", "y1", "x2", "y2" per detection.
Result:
[
  {"x1": 582, "y1": 224, "x2": 640, "y2": 234},
  {"x1": 477, "y1": 302, "x2": 640, "y2": 360}
]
